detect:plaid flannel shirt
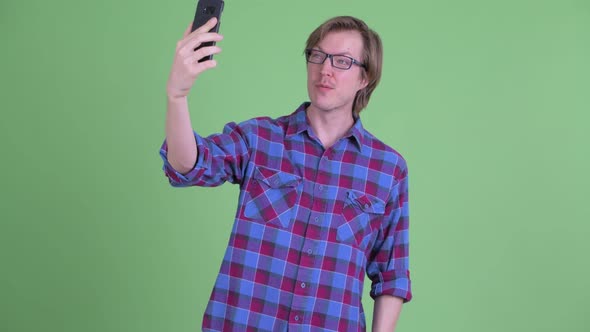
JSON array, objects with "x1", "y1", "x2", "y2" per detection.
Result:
[{"x1": 160, "y1": 102, "x2": 411, "y2": 331}]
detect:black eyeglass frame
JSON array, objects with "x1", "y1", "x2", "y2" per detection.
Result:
[{"x1": 304, "y1": 48, "x2": 367, "y2": 70}]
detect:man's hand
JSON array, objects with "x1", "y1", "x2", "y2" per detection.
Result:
[{"x1": 166, "y1": 18, "x2": 224, "y2": 99}]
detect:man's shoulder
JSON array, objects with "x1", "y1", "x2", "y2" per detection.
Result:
[
  {"x1": 236, "y1": 113, "x2": 291, "y2": 133},
  {"x1": 234, "y1": 104, "x2": 304, "y2": 134},
  {"x1": 361, "y1": 128, "x2": 408, "y2": 171}
]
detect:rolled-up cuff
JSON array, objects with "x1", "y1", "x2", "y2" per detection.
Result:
[
  {"x1": 159, "y1": 132, "x2": 208, "y2": 186},
  {"x1": 370, "y1": 270, "x2": 412, "y2": 303}
]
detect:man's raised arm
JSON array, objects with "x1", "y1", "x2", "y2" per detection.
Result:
[{"x1": 165, "y1": 18, "x2": 223, "y2": 174}]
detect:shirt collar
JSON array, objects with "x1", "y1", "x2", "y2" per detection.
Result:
[
  {"x1": 286, "y1": 102, "x2": 365, "y2": 153},
  {"x1": 285, "y1": 102, "x2": 310, "y2": 137}
]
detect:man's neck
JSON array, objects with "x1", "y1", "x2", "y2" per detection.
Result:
[{"x1": 306, "y1": 104, "x2": 355, "y2": 150}]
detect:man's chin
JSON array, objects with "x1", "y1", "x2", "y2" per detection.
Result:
[
  {"x1": 308, "y1": 100, "x2": 333, "y2": 113},
  {"x1": 309, "y1": 96, "x2": 335, "y2": 110}
]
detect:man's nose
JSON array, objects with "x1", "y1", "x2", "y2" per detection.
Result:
[{"x1": 320, "y1": 57, "x2": 333, "y2": 76}]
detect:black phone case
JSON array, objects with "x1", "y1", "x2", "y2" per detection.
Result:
[{"x1": 191, "y1": 0, "x2": 224, "y2": 62}]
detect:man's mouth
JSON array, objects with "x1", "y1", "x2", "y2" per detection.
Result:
[{"x1": 316, "y1": 83, "x2": 334, "y2": 91}]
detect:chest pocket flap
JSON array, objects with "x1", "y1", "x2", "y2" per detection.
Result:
[
  {"x1": 337, "y1": 190, "x2": 386, "y2": 248},
  {"x1": 252, "y1": 166, "x2": 301, "y2": 188},
  {"x1": 347, "y1": 190, "x2": 386, "y2": 214}
]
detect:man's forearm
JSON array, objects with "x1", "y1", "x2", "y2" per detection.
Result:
[
  {"x1": 165, "y1": 95, "x2": 197, "y2": 174},
  {"x1": 372, "y1": 295, "x2": 403, "y2": 332}
]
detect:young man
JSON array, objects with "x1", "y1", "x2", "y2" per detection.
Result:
[{"x1": 161, "y1": 16, "x2": 412, "y2": 331}]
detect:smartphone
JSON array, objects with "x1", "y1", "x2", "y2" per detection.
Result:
[{"x1": 191, "y1": 0, "x2": 225, "y2": 62}]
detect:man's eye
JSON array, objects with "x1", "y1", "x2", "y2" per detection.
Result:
[
  {"x1": 310, "y1": 53, "x2": 323, "y2": 60},
  {"x1": 336, "y1": 58, "x2": 351, "y2": 66}
]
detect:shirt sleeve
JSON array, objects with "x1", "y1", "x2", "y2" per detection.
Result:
[
  {"x1": 159, "y1": 121, "x2": 250, "y2": 187},
  {"x1": 366, "y1": 167, "x2": 412, "y2": 302}
]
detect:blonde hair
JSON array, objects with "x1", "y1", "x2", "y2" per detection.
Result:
[{"x1": 305, "y1": 16, "x2": 383, "y2": 116}]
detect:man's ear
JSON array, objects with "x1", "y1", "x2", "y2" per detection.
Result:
[{"x1": 359, "y1": 76, "x2": 369, "y2": 90}]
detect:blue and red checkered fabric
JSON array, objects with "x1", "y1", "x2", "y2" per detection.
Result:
[{"x1": 160, "y1": 102, "x2": 411, "y2": 331}]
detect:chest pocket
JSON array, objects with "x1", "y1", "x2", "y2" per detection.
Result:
[
  {"x1": 337, "y1": 190, "x2": 386, "y2": 248},
  {"x1": 243, "y1": 166, "x2": 302, "y2": 228}
]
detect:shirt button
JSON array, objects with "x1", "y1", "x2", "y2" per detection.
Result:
[
  {"x1": 295, "y1": 315, "x2": 300, "y2": 321},
  {"x1": 318, "y1": 185, "x2": 324, "y2": 191},
  {"x1": 306, "y1": 248, "x2": 313, "y2": 255},
  {"x1": 314, "y1": 217, "x2": 319, "y2": 223},
  {"x1": 301, "y1": 282, "x2": 306, "y2": 288},
  {"x1": 364, "y1": 204, "x2": 369, "y2": 209}
]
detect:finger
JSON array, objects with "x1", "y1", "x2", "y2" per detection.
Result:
[
  {"x1": 182, "y1": 22, "x2": 193, "y2": 38},
  {"x1": 189, "y1": 46, "x2": 222, "y2": 64},
  {"x1": 180, "y1": 32, "x2": 223, "y2": 54},
  {"x1": 201, "y1": 59, "x2": 218, "y2": 69},
  {"x1": 192, "y1": 17, "x2": 218, "y2": 35},
  {"x1": 192, "y1": 59, "x2": 218, "y2": 74}
]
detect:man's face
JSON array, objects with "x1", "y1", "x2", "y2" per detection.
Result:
[{"x1": 307, "y1": 30, "x2": 368, "y2": 115}]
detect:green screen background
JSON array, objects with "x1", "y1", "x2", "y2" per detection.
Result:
[{"x1": 1, "y1": 0, "x2": 589, "y2": 331}]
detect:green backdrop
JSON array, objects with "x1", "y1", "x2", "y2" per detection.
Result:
[{"x1": 1, "y1": 0, "x2": 589, "y2": 331}]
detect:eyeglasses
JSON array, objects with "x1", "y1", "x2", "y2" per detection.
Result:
[{"x1": 304, "y1": 49, "x2": 366, "y2": 70}]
